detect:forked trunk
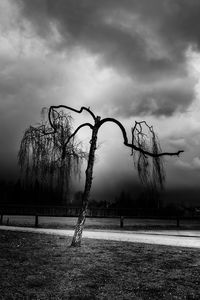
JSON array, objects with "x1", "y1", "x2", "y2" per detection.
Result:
[{"x1": 71, "y1": 117, "x2": 100, "y2": 247}]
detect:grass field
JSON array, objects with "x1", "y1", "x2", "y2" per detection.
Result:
[
  {"x1": 2, "y1": 215, "x2": 200, "y2": 231},
  {"x1": 0, "y1": 231, "x2": 200, "y2": 299}
]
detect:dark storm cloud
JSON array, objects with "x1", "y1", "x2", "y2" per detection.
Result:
[
  {"x1": 16, "y1": 0, "x2": 200, "y2": 117},
  {"x1": 17, "y1": 0, "x2": 185, "y2": 77}
]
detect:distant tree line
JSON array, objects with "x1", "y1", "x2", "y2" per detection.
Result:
[{"x1": 0, "y1": 179, "x2": 187, "y2": 219}]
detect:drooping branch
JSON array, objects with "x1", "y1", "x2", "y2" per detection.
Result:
[
  {"x1": 98, "y1": 118, "x2": 184, "y2": 157},
  {"x1": 18, "y1": 109, "x2": 86, "y2": 204},
  {"x1": 131, "y1": 121, "x2": 166, "y2": 191}
]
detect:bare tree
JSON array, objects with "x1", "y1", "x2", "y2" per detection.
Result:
[
  {"x1": 46, "y1": 105, "x2": 183, "y2": 247},
  {"x1": 18, "y1": 108, "x2": 86, "y2": 205}
]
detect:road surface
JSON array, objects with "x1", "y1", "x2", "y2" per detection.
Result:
[{"x1": 0, "y1": 225, "x2": 200, "y2": 248}]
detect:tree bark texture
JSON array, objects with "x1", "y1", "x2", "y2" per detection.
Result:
[{"x1": 71, "y1": 117, "x2": 100, "y2": 247}]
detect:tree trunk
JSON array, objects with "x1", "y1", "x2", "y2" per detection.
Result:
[
  {"x1": 71, "y1": 117, "x2": 100, "y2": 247},
  {"x1": 60, "y1": 161, "x2": 68, "y2": 205}
]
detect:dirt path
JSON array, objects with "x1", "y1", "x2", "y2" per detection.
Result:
[{"x1": 0, "y1": 225, "x2": 200, "y2": 248}]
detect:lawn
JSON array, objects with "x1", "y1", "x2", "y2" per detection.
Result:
[{"x1": 0, "y1": 231, "x2": 200, "y2": 299}]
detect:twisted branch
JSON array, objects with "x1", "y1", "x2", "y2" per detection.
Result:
[
  {"x1": 98, "y1": 118, "x2": 183, "y2": 157},
  {"x1": 48, "y1": 105, "x2": 96, "y2": 132}
]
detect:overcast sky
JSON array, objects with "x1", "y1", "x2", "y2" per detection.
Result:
[{"x1": 1, "y1": 0, "x2": 200, "y2": 202}]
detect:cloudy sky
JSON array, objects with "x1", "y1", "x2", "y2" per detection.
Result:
[{"x1": 1, "y1": 0, "x2": 200, "y2": 202}]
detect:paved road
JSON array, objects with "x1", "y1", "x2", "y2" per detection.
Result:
[{"x1": 1, "y1": 225, "x2": 200, "y2": 248}]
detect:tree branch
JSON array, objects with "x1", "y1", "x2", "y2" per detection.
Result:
[
  {"x1": 64, "y1": 123, "x2": 94, "y2": 148},
  {"x1": 47, "y1": 105, "x2": 184, "y2": 157},
  {"x1": 99, "y1": 118, "x2": 184, "y2": 157},
  {"x1": 48, "y1": 105, "x2": 96, "y2": 127}
]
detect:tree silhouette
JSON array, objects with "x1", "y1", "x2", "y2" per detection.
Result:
[
  {"x1": 18, "y1": 109, "x2": 86, "y2": 205},
  {"x1": 131, "y1": 121, "x2": 166, "y2": 210},
  {"x1": 46, "y1": 105, "x2": 183, "y2": 247}
]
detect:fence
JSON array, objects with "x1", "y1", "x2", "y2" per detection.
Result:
[
  {"x1": 0, "y1": 205, "x2": 123, "y2": 227},
  {"x1": 0, "y1": 205, "x2": 199, "y2": 228},
  {"x1": 0, "y1": 205, "x2": 121, "y2": 218}
]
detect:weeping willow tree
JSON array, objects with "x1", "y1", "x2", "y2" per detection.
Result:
[
  {"x1": 131, "y1": 121, "x2": 165, "y2": 209},
  {"x1": 45, "y1": 105, "x2": 183, "y2": 247},
  {"x1": 18, "y1": 108, "x2": 86, "y2": 205}
]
